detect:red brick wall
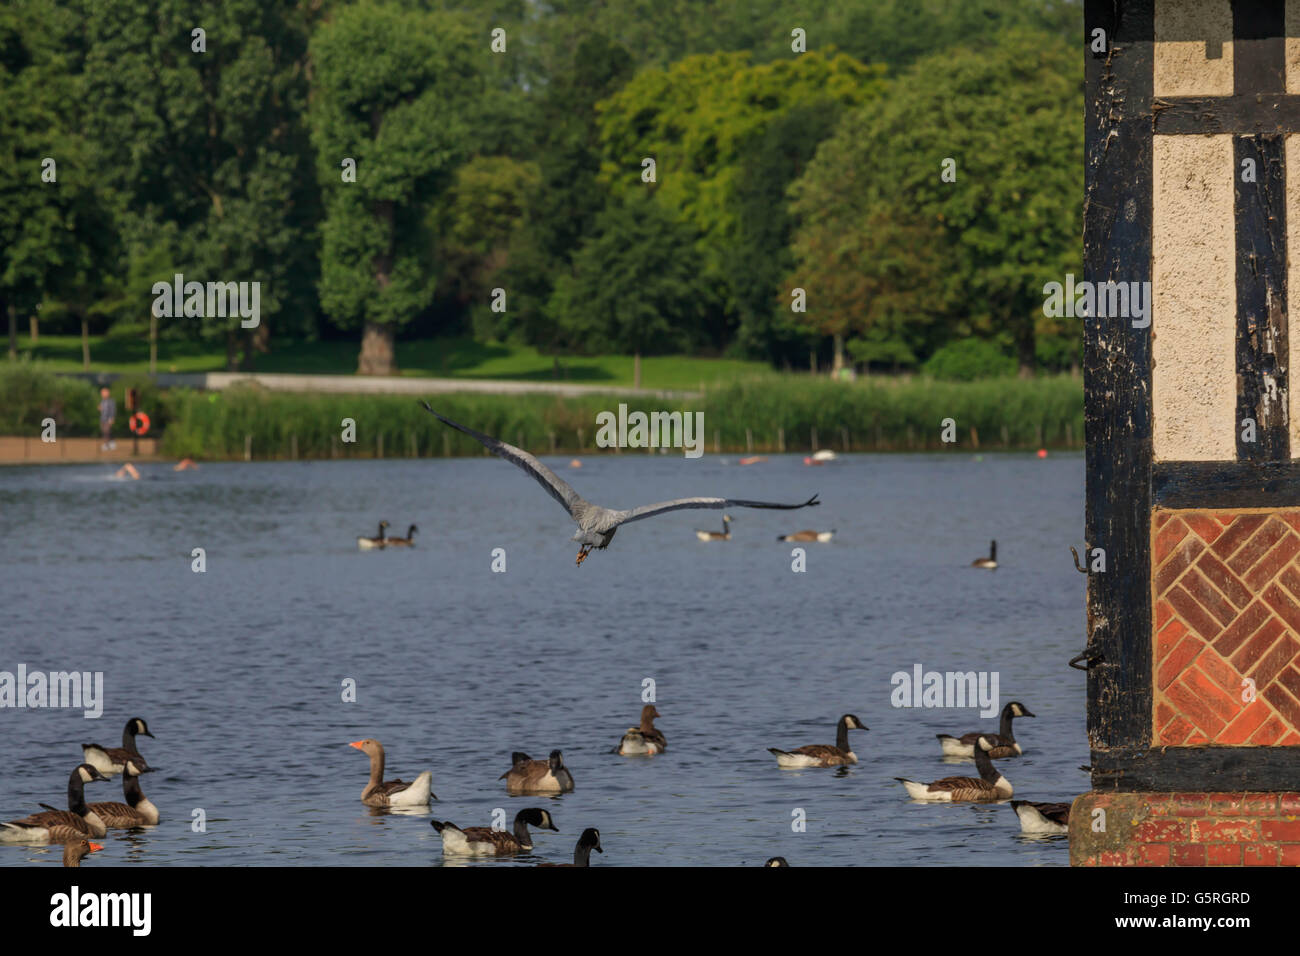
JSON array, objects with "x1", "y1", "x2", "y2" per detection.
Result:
[{"x1": 1071, "y1": 791, "x2": 1300, "y2": 866}]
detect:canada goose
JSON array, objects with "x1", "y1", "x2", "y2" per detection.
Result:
[
  {"x1": 0, "y1": 765, "x2": 111, "y2": 844},
  {"x1": 357, "y1": 521, "x2": 390, "y2": 551},
  {"x1": 613, "y1": 705, "x2": 667, "y2": 756},
  {"x1": 1011, "y1": 800, "x2": 1071, "y2": 835},
  {"x1": 538, "y1": 827, "x2": 602, "y2": 867},
  {"x1": 386, "y1": 524, "x2": 418, "y2": 547},
  {"x1": 349, "y1": 739, "x2": 435, "y2": 808},
  {"x1": 936, "y1": 701, "x2": 1034, "y2": 758},
  {"x1": 695, "y1": 515, "x2": 732, "y2": 541},
  {"x1": 500, "y1": 750, "x2": 575, "y2": 794},
  {"x1": 63, "y1": 838, "x2": 104, "y2": 868},
  {"x1": 764, "y1": 856, "x2": 790, "y2": 866},
  {"x1": 777, "y1": 529, "x2": 835, "y2": 543},
  {"x1": 896, "y1": 736, "x2": 1013, "y2": 802},
  {"x1": 87, "y1": 758, "x2": 159, "y2": 828},
  {"x1": 971, "y1": 540, "x2": 997, "y2": 569},
  {"x1": 420, "y1": 404, "x2": 818, "y2": 565},
  {"x1": 82, "y1": 716, "x2": 153, "y2": 776},
  {"x1": 768, "y1": 714, "x2": 868, "y2": 768},
  {"x1": 431, "y1": 807, "x2": 559, "y2": 856}
]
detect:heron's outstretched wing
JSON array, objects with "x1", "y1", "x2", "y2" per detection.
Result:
[
  {"x1": 614, "y1": 493, "x2": 819, "y2": 526},
  {"x1": 421, "y1": 404, "x2": 586, "y2": 517}
]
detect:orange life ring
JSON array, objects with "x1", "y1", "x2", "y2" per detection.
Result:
[{"x1": 129, "y1": 412, "x2": 151, "y2": 435}]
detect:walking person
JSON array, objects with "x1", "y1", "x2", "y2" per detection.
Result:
[{"x1": 98, "y1": 387, "x2": 116, "y2": 451}]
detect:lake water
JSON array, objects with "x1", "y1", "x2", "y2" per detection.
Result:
[{"x1": 0, "y1": 451, "x2": 1086, "y2": 866}]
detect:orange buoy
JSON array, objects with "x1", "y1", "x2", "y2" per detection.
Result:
[
  {"x1": 129, "y1": 411, "x2": 151, "y2": 435},
  {"x1": 1037, "y1": 448, "x2": 1048, "y2": 458}
]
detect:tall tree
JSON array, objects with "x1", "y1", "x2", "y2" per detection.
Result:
[
  {"x1": 787, "y1": 29, "x2": 1083, "y2": 376},
  {"x1": 310, "y1": 1, "x2": 486, "y2": 375},
  {"x1": 79, "y1": 0, "x2": 318, "y2": 370}
]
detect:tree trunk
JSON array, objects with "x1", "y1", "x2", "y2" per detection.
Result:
[
  {"x1": 358, "y1": 321, "x2": 397, "y2": 375},
  {"x1": 1016, "y1": 324, "x2": 1036, "y2": 379},
  {"x1": 150, "y1": 313, "x2": 158, "y2": 375},
  {"x1": 225, "y1": 329, "x2": 238, "y2": 371},
  {"x1": 832, "y1": 333, "x2": 844, "y2": 376},
  {"x1": 29, "y1": 314, "x2": 38, "y2": 343},
  {"x1": 5, "y1": 298, "x2": 14, "y2": 359},
  {"x1": 81, "y1": 315, "x2": 91, "y2": 369},
  {"x1": 633, "y1": 350, "x2": 642, "y2": 389}
]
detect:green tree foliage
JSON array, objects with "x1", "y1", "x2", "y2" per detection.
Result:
[
  {"x1": 79, "y1": 0, "x2": 318, "y2": 369},
  {"x1": 788, "y1": 29, "x2": 1083, "y2": 375},
  {"x1": 310, "y1": 1, "x2": 483, "y2": 374},
  {"x1": 548, "y1": 195, "x2": 712, "y2": 386}
]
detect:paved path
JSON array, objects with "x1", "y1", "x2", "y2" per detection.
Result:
[{"x1": 0, "y1": 436, "x2": 160, "y2": 464}]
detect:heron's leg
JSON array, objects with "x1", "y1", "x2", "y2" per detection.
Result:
[{"x1": 575, "y1": 544, "x2": 592, "y2": 566}]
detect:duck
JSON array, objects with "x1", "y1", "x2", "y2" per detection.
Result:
[
  {"x1": 538, "y1": 827, "x2": 602, "y2": 867},
  {"x1": 694, "y1": 515, "x2": 732, "y2": 541},
  {"x1": 500, "y1": 750, "x2": 574, "y2": 794},
  {"x1": 613, "y1": 705, "x2": 667, "y2": 756},
  {"x1": 768, "y1": 714, "x2": 867, "y2": 768},
  {"x1": 971, "y1": 540, "x2": 997, "y2": 569},
  {"x1": 63, "y1": 838, "x2": 104, "y2": 868},
  {"x1": 1011, "y1": 800, "x2": 1071, "y2": 835},
  {"x1": 896, "y1": 736, "x2": 1013, "y2": 802},
  {"x1": 349, "y1": 739, "x2": 435, "y2": 808},
  {"x1": 0, "y1": 765, "x2": 111, "y2": 843},
  {"x1": 777, "y1": 529, "x2": 835, "y2": 543},
  {"x1": 764, "y1": 856, "x2": 790, "y2": 867},
  {"x1": 431, "y1": 808, "x2": 559, "y2": 856},
  {"x1": 936, "y1": 701, "x2": 1034, "y2": 758},
  {"x1": 357, "y1": 521, "x2": 390, "y2": 550},
  {"x1": 82, "y1": 716, "x2": 153, "y2": 776},
  {"x1": 385, "y1": 524, "x2": 418, "y2": 547},
  {"x1": 87, "y1": 758, "x2": 160, "y2": 828}
]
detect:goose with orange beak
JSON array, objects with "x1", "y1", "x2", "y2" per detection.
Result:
[{"x1": 349, "y1": 739, "x2": 435, "y2": 808}]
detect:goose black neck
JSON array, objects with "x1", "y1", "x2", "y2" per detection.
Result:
[
  {"x1": 835, "y1": 718, "x2": 851, "y2": 753},
  {"x1": 512, "y1": 814, "x2": 533, "y2": 847},
  {"x1": 998, "y1": 709, "x2": 1017, "y2": 741},
  {"x1": 973, "y1": 743, "x2": 999, "y2": 783},
  {"x1": 123, "y1": 773, "x2": 145, "y2": 808},
  {"x1": 67, "y1": 773, "x2": 89, "y2": 816},
  {"x1": 377, "y1": 523, "x2": 386, "y2": 540},
  {"x1": 121, "y1": 723, "x2": 137, "y2": 750},
  {"x1": 573, "y1": 843, "x2": 594, "y2": 866}
]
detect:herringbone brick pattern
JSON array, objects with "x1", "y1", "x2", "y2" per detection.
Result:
[{"x1": 1152, "y1": 509, "x2": 1300, "y2": 746}]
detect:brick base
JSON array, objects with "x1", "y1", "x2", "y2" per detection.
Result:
[{"x1": 1070, "y1": 791, "x2": 1300, "y2": 865}]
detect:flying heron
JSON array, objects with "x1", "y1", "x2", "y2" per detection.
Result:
[{"x1": 421, "y1": 403, "x2": 820, "y2": 565}]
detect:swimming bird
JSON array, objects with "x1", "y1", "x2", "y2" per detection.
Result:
[
  {"x1": 386, "y1": 524, "x2": 418, "y2": 547},
  {"x1": 420, "y1": 404, "x2": 819, "y2": 565},
  {"x1": 695, "y1": 515, "x2": 732, "y2": 541},
  {"x1": 82, "y1": 716, "x2": 153, "y2": 776},
  {"x1": 777, "y1": 529, "x2": 834, "y2": 543},
  {"x1": 63, "y1": 838, "x2": 104, "y2": 868},
  {"x1": 613, "y1": 705, "x2": 667, "y2": 756},
  {"x1": 87, "y1": 758, "x2": 159, "y2": 828},
  {"x1": 349, "y1": 739, "x2": 435, "y2": 808},
  {"x1": 501, "y1": 750, "x2": 574, "y2": 794},
  {"x1": 357, "y1": 521, "x2": 390, "y2": 551},
  {"x1": 764, "y1": 857, "x2": 790, "y2": 867},
  {"x1": 936, "y1": 701, "x2": 1034, "y2": 758},
  {"x1": 1011, "y1": 800, "x2": 1071, "y2": 835},
  {"x1": 972, "y1": 540, "x2": 997, "y2": 569},
  {"x1": 431, "y1": 808, "x2": 559, "y2": 856},
  {"x1": 538, "y1": 827, "x2": 602, "y2": 867},
  {"x1": 896, "y1": 736, "x2": 1013, "y2": 802},
  {"x1": 0, "y1": 765, "x2": 111, "y2": 843},
  {"x1": 768, "y1": 714, "x2": 867, "y2": 768}
]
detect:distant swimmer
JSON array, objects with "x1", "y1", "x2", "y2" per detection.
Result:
[
  {"x1": 114, "y1": 463, "x2": 140, "y2": 480},
  {"x1": 174, "y1": 458, "x2": 198, "y2": 471}
]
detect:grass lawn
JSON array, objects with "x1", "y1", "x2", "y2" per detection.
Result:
[{"x1": 12, "y1": 334, "x2": 774, "y2": 390}]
